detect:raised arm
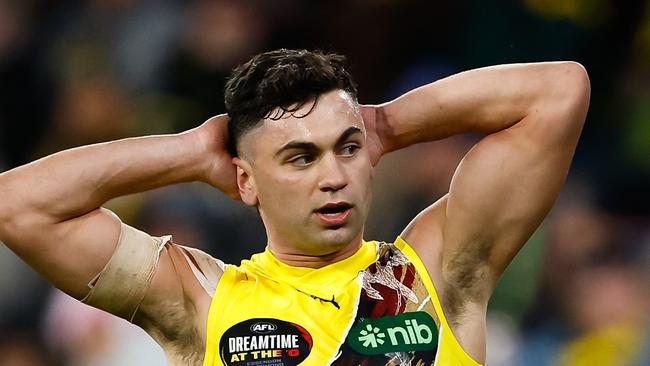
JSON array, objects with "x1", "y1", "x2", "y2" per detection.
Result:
[
  {"x1": 366, "y1": 62, "x2": 590, "y2": 361},
  {"x1": 0, "y1": 115, "x2": 237, "y2": 315}
]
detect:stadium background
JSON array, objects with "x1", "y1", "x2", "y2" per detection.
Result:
[{"x1": 0, "y1": 0, "x2": 648, "y2": 365}]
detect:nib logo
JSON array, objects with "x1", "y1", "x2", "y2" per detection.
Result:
[
  {"x1": 358, "y1": 324, "x2": 386, "y2": 348},
  {"x1": 347, "y1": 312, "x2": 438, "y2": 355}
]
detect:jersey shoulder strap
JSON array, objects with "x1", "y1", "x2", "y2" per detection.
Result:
[{"x1": 177, "y1": 245, "x2": 227, "y2": 297}]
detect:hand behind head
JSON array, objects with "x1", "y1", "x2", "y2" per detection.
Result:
[{"x1": 192, "y1": 114, "x2": 241, "y2": 200}]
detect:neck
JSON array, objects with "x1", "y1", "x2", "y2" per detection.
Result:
[{"x1": 267, "y1": 236, "x2": 363, "y2": 269}]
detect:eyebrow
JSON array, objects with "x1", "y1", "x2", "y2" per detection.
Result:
[
  {"x1": 274, "y1": 126, "x2": 363, "y2": 158},
  {"x1": 336, "y1": 126, "x2": 363, "y2": 146}
]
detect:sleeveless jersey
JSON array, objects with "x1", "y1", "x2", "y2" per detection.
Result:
[{"x1": 202, "y1": 237, "x2": 482, "y2": 366}]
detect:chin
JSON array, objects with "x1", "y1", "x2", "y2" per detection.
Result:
[{"x1": 312, "y1": 226, "x2": 360, "y2": 253}]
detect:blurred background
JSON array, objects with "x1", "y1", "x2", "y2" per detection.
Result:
[{"x1": 0, "y1": 0, "x2": 649, "y2": 365}]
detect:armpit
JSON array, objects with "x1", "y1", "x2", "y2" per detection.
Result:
[{"x1": 81, "y1": 223, "x2": 170, "y2": 322}]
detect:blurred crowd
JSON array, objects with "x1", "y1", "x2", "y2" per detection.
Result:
[{"x1": 0, "y1": 0, "x2": 649, "y2": 365}]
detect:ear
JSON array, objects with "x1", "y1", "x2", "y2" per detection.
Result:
[{"x1": 232, "y1": 157, "x2": 258, "y2": 206}]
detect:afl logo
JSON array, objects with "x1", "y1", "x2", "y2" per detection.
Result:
[
  {"x1": 250, "y1": 321, "x2": 277, "y2": 334},
  {"x1": 220, "y1": 318, "x2": 313, "y2": 365}
]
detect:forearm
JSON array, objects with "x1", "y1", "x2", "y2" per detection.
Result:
[
  {"x1": 0, "y1": 130, "x2": 208, "y2": 224},
  {"x1": 378, "y1": 61, "x2": 588, "y2": 151}
]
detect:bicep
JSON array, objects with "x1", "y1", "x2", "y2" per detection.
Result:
[
  {"x1": 3, "y1": 207, "x2": 122, "y2": 300},
  {"x1": 443, "y1": 109, "x2": 583, "y2": 290},
  {"x1": 2, "y1": 206, "x2": 202, "y2": 325},
  {"x1": 402, "y1": 113, "x2": 582, "y2": 312}
]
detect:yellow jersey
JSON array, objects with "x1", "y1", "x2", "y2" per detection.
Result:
[{"x1": 203, "y1": 237, "x2": 482, "y2": 366}]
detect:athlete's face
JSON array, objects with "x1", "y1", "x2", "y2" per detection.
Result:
[{"x1": 235, "y1": 90, "x2": 373, "y2": 255}]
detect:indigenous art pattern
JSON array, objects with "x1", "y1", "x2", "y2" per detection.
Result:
[{"x1": 332, "y1": 242, "x2": 439, "y2": 366}]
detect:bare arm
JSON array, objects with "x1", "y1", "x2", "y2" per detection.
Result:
[
  {"x1": 365, "y1": 62, "x2": 590, "y2": 360},
  {"x1": 0, "y1": 115, "x2": 236, "y2": 311}
]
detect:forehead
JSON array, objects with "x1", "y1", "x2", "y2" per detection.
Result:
[{"x1": 244, "y1": 90, "x2": 364, "y2": 155}]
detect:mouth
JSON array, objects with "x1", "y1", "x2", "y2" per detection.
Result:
[{"x1": 314, "y1": 202, "x2": 353, "y2": 227}]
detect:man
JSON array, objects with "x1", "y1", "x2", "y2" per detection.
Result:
[{"x1": 0, "y1": 49, "x2": 589, "y2": 365}]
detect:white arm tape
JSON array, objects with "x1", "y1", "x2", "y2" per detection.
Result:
[{"x1": 81, "y1": 223, "x2": 170, "y2": 322}]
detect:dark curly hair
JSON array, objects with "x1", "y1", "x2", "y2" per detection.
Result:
[{"x1": 224, "y1": 49, "x2": 358, "y2": 156}]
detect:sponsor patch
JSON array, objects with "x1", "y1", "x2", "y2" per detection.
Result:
[
  {"x1": 219, "y1": 318, "x2": 312, "y2": 366},
  {"x1": 346, "y1": 311, "x2": 438, "y2": 355}
]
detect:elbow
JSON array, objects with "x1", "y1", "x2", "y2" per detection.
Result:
[
  {"x1": 0, "y1": 177, "x2": 37, "y2": 243},
  {"x1": 0, "y1": 178, "x2": 12, "y2": 231},
  {"x1": 0, "y1": 198, "x2": 17, "y2": 243},
  {"x1": 0, "y1": 202, "x2": 44, "y2": 246},
  {"x1": 532, "y1": 61, "x2": 590, "y2": 135},
  {"x1": 0, "y1": 187, "x2": 20, "y2": 241},
  {"x1": 566, "y1": 61, "x2": 590, "y2": 109},
  {"x1": 555, "y1": 62, "x2": 591, "y2": 124}
]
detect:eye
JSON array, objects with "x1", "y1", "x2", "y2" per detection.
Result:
[
  {"x1": 288, "y1": 154, "x2": 314, "y2": 166},
  {"x1": 340, "y1": 143, "x2": 360, "y2": 156}
]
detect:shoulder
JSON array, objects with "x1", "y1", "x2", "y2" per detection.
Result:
[
  {"x1": 399, "y1": 195, "x2": 447, "y2": 284},
  {"x1": 398, "y1": 196, "x2": 488, "y2": 314}
]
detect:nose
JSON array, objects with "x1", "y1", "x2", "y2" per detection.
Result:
[{"x1": 317, "y1": 153, "x2": 348, "y2": 192}]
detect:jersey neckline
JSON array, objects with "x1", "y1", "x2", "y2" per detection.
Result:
[{"x1": 241, "y1": 240, "x2": 377, "y2": 300}]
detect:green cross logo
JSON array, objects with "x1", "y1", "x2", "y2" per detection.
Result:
[{"x1": 347, "y1": 312, "x2": 438, "y2": 355}]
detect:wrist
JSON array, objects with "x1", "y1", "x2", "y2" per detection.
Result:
[
  {"x1": 182, "y1": 126, "x2": 217, "y2": 183},
  {"x1": 374, "y1": 106, "x2": 396, "y2": 153},
  {"x1": 183, "y1": 115, "x2": 239, "y2": 199}
]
